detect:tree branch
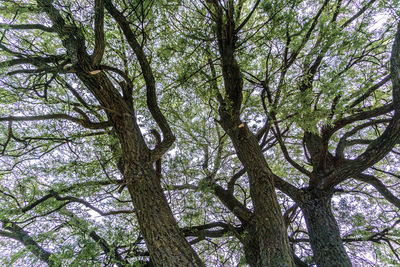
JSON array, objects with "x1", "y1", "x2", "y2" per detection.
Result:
[
  {"x1": 104, "y1": 0, "x2": 175, "y2": 161},
  {"x1": 321, "y1": 23, "x2": 400, "y2": 188},
  {"x1": 0, "y1": 114, "x2": 112, "y2": 130},
  {"x1": 234, "y1": 0, "x2": 261, "y2": 34},
  {"x1": 0, "y1": 219, "x2": 56, "y2": 266},
  {"x1": 340, "y1": 0, "x2": 377, "y2": 28},
  {"x1": 92, "y1": 0, "x2": 105, "y2": 65},
  {"x1": 213, "y1": 184, "x2": 253, "y2": 224},
  {"x1": 0, "y1": 23, "x2": 55, "y2": 32},
  {"x1": 16, "y1": 180, "x2": 119, "y2": 213},
  {"x1": 182, "y1": 222, "x2": 236, "y2": 239},
  {"x1": 0, "y1": 54, "x2": 65, "y2": 69},
  {"x1": 36, "y1": 0, "x2": 87, "y2": 66},
  {"x1": 335, "y1": 119, "x2": 391, "y2": 158},
  {"x1": 349, "y1": 75, "x2": 391, "y2": 108},
  {"x1": 354, "y1": 173, "x2": 400, "y2": 209},
  {"x1": 330, "y1": 104, "x2": 393, "y2": 134},
  {"x1": 89, "y1": 230, "x2": 129, "y2": 266}
]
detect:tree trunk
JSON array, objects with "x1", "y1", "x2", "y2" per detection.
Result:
[
  {"x1": 125, "y1": 164, "x2": 203, "y2": 266},
  {"x1": 300, "y1": 191, "x2": 352, "y2": 267},
  {"x1": 223, "y1": 122, "x2": 294, "y2": 266},
  {"x1": 114, "y1": 117, "x2": 203, "y2": 267}
]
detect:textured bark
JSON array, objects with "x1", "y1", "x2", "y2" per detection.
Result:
[
  {"x1": 300, "y1": 190, "x2": 352, "y2": 267},
  {"x1": 53, "y1": 12, "x2": 203, "y2": 265},
  {"x1": 124, "y1": 163, "x2": 203, "y2": 267},
  {"x1": 210, "y1": 2, "x2": 294, "y2": 264},
  {"x1": 222, "y1": 122, "x2": 294, "y2": 267},
  {"x1": 112, "y1": 114, "x2": 203, "y2": 267},
  {"x1": 35, "y1": 0, "x2": 203, "y2": 260}
]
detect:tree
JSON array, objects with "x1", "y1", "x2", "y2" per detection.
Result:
[{"x1": 0, "y1": 0, "x2": 399, "y2": 266}]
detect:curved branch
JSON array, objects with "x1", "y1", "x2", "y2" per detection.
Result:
[
  {"x1": 99, "y1": 64, "x2": 133, "y2": 87},
  {"x1": 53, "y1": 193, "x2": 132, "y2": 217},
  {"x1": 330, "y1": 104, "x2": 393, "y2": 134},
  {"x1": 354, "y1": 173, "x2": 400, "y2": 209},
  {"x1": 36, "y1": 0, "x2": 87, "y2": 65},
  {"x1": 335, "y1": 119, "x2": 391, "y2": 158},
  {"x1": 322, "y1": 23, "x2": 400, "y2": 188},
  {"x1": 89, "y1": 230, "x2": 129, "y2": 266},
  {"x1": 272, "y1": 125, "x2": 311, "y2": 177},
  {"x1": 213, "y1": 184, "x2": 253, "y2": 223},
  {"x1": 15, "y1": 180, "x2": 118, "y2": 213},
  {"x1": 272, "y1": 173, "x2": 304, "y2": 203},
  {"x1": 227, "y1": 168, "x2": 246, "y2": 194},
  {"x1": 104, "y1": 0, "x2": 175, "y2": 161}
]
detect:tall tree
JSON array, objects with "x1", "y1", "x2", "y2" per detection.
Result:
[
  {"x1": 204, "y1": 1, "x2": 294, "y2": 266},
  {"x1": 170, "y1": 0, "x2": 400, "y2": 266},
  {"x1": 1, "y1": 0, "x2": 203, "y2": 266},
  {"x1": 1, "y1": 0, "x2": 400, "y2": 266}
]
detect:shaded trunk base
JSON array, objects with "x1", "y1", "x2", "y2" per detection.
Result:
[
  {"x1": 301, "y1": 191, "x2": 351, "y2": 267},
  {"x1": 126, "y1": 165, "x2": 204, "y2": 267},
  {"x1": 242, "y1": 222, "x2": 295, "y2": 267}
]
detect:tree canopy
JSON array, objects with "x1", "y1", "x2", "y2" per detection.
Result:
[{"x1": 0, "y1": 0, "x2": 400, "y2": 266}]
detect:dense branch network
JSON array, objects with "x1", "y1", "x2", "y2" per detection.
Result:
[{"x1": 0, "y1": 0, "x2": 399, "y2": 266}]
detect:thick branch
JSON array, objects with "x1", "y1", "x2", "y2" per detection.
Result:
[
  {"x1": 330, "y1": 104, "x2": 393, "y2": 134},
  {"x1": 104, "y1": 0, "x2": 175, "y2": 161},
  {"x1": 0, "y1": 55, "x2": 65, "y2": 69},
  {"x1": 99, "y1": 65, "x2": 133, "y2": 87},
  {"x1": 213, "y1": 184, "x2": 253, "y2": 223},
  {"x1": 321, "y1": 23, "x2": 400, "y2": 188},
  {"x1": 0, "y1": 23, "x2": 55, "y2": 32},
  {"x1": 227, "y1": 168, "x2": 246, "y2": 194},
  {"x1": 182, "y1": 222, "x2": 235, "y2": 239},
  {"x1": 272, "y1": 173, "x2": 303, "y2": 203},
  {"x1": 36, "y1": 0, "x2": 88, "y2": 65},
  {"x1": 335, "y1": 119, "x2": 391, "y2": 158},
  {"x1": 92, "y1": 0, "x2": 105, "y2": 65}
]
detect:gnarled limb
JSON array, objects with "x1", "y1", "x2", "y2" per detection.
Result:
[
  {"x1": 319, "y1": 22, "x2": 400, "y2": 189},
  {"x1": 104, "y1": 0, "x2": 175, "y2": 162}
]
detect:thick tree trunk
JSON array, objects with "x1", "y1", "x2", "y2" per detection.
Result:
[
  {"x1": 242, "y1": 235, "x2": 260, "y2": 267},
  {"x1": 223, "y1": 122, "x2": 294, "y2": 267},
  {"x1": 114, "y1": 117, "x2": 203, "y2": 267},
  {"x1": 300, "y1": 191, "x2": 352, "y2": 267},
  {"x1": 75, "y1": 71, "x2": 203, "y2": 265},
  {"x1": 125, "y1": 164, "x2": 203, "y2": 267}
]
